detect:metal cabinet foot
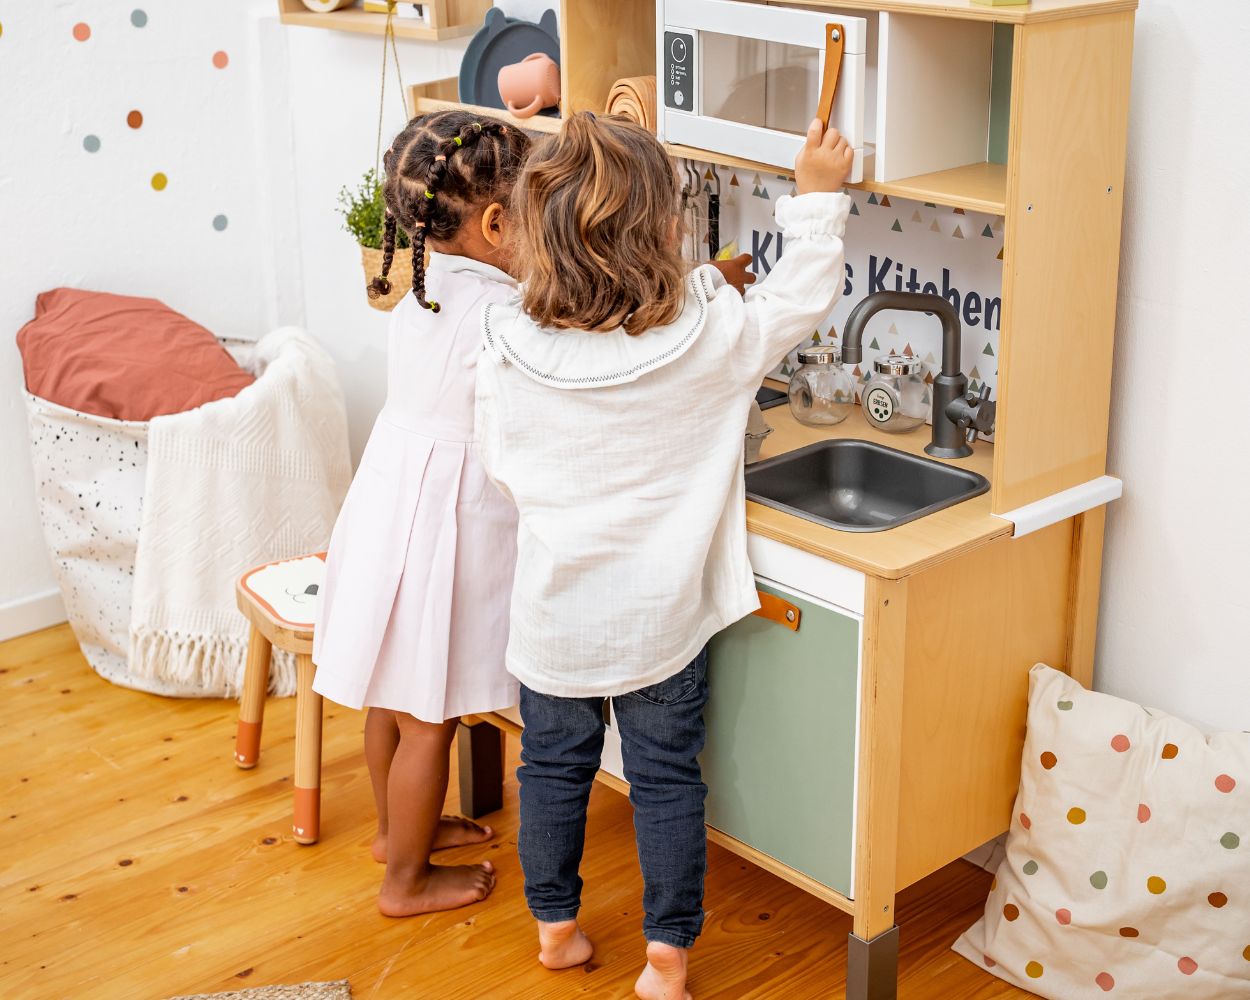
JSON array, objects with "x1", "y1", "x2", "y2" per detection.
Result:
[
  {"x1": 456, "y1": 720, "x2": 504, "y2": 819},
  {"x1": 847, "y1": 925, "x2": 899, "y2": 1000}
]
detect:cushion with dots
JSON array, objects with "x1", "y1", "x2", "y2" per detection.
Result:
[
  {"x1": 17, "y1": 287, "x2": 254, "y2": 421},
  {"x1": 953, "y1": 663, "x2": 1250, "y2": 998}
]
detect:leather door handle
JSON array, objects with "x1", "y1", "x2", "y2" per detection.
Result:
[
  {"x1": 815, "y1": 23, "x2": 846, "y2": 130},
  {"x1": 752, "y1": 590, "x2": 801, "y2": 631}
]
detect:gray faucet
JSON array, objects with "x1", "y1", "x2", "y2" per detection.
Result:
[{"x1": 840, "y1": 291, "x2": 996, "y2": 460}]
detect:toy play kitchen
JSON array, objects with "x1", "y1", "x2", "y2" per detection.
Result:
[{"x1": 393, "y1": 0, "x2": 1136, "y2": 996}]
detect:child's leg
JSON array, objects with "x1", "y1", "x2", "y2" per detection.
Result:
[
  {"x1": 517, "y1": 684, "x2": 605, "y2": 969},
  {"x1": 377, "y1": 713, "x2": 497, "y2": 917},
  {"x1": 612, "y1": 648, "x2": 709, "y2": 1000},
  {"x1": 364, "y1": 708, "x2": 400, "y2": 862}
]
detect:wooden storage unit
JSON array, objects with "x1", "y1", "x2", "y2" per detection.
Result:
[{"x1": 275, "y1": 0, "x2": 492, "y2": 41}]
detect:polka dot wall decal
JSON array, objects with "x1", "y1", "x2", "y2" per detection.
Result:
[
  {"x1": 1068, "y1": 807, "x2": 1087, "y2": 825},
  {"x1": 1057, "y1": 699, "x2": 1073, "y2": 711},
  {"x1": 1020, "y1": 813, "x2": 1031, "y2": 830},
  {"x1": 1147, "y1": 876, "x2": 1167, "y2": 895},
  {"x1": 73, "y1": 22, "x2": 91, "y2": 42},
  {"x1": 1221, "y1": 832, "x2": 1240, "y2": 850},
  {"x1": 1178, "y1": 957, "x2": 1198, "y2": 976},
  {"x1": 151, "y1": 172, "x2": 168, "y2": 191},
  {"x1": 1025, "y1": 961, "x2": 1044, "y2": 979},
  {"x1": 1162, "y1": 742, "x2": 1179, "y2": 760},
  {"x1": 1055, "y1": 908, "x2": 1072, "y2": 926},
  {"x1": 1244, "y1": 945, "x2": 1250, "y2": 962},
  {"x1": 1209, "y1": 892, "x2": 1228, "y2": 908},
  {"x1": 1095, "y1": 972, "x2": 1115, "y2": 991},
  {"x1": 1003, "y1": 903, "x2": 1020, "y2": 921},
  {"x1": 213, "y1": 50, "x2": 229, "y2": 69},
  {"x1": 83, "y1": 135, "x2": 101, "y2": 153},
  {"x1": 1041, "y1": 751, "x2": 1058, "y2": 770},
  {"x1": 131, "y1": 9, "x2": 148, "y2": 27},
  {"x1": 212, "y1": 214, "x2": 228, "y2": 231},
  {"x1": 1216, "y1": 774, "x2": 1237, "y2": 793},
  {"x1": 1111, "y1": 734, "x2": 1130, "y2": 752},
  {"x1": 1023, "y1": 860, "x2": 1039, "y2": 876},
  {"x1": 1090, "y1": 870, "x2": 1109, "y2": 890},
  {"x1": 127, "y1": 110, "x2": 143, "y2": 129},
  {"x1": 1138, "y1": 803, "x2": 1151, "y2": 823},
  {"x1": 1119, "y1": 927, "x2": 1139, "y2": 938}
]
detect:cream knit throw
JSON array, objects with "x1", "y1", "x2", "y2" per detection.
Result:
[{"x1": 128, "y1": 328, "x2": 351, "y2": 697}]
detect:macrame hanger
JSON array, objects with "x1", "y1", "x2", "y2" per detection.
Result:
[{"x1": 374, "y1": 1, "x2": 410, "y2": 177}]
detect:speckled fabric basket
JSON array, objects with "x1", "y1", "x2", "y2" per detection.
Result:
[{"x1": 25, "y1": 393, "x2": 156, "y2": 690}]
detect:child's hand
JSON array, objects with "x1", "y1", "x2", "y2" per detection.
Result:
[
  {"x1": 795, "y1": 120, "x2": 855, "y2": 195},
  {"x1": 708, "y1": 253, "x2": 756, "y2": 295}
]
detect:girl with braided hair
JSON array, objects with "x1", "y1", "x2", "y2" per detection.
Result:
[{"x1": 312, "y1": 111, "x2": 530, "y2": 917}]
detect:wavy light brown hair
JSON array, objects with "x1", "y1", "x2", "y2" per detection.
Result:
[
  {"x1": 370, "y1": 111, "x2": 530, "y2": 312},
  {"x1": 512, "y1": 112, "x2": 687, "y2": 335}
]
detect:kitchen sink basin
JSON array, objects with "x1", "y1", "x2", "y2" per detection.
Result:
[{"x1": 745, "y1": 439, "x2": 989, "y2": 532}]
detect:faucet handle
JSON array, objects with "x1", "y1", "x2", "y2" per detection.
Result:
[{"x1": 965, "y1": 384, "x2": 996, "y2": 445}]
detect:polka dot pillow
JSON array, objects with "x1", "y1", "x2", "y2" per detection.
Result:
[{"x1": 953, "y1": 664, "x2": 1250, "y2": 998}]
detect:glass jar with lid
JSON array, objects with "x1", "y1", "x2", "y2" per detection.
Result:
[
  {"x1": 787, "y1": 347, "x2": 855, "y2": 427},
  {"x1": 861, "y1": 354, "x2": 927, "y2": 433}
]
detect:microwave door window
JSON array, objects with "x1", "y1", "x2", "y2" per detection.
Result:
[{"x1": 700, "y1": 34, "x2": 819, "y2": 137}]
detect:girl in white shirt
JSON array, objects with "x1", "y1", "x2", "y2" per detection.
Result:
[{"x1": 475, "y1": 112, "x2": 856, "y2": 1000}]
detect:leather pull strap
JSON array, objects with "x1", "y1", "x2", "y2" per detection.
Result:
[
  {"x1": 815, "y1": 23, "x2": 846, "y2": 129},
  {"x1": 753, "y1": 591, "x2": 801, "y2": 632}
]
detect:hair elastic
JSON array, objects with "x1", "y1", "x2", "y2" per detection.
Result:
[{"x1": 434, "y1": 154, "x2": 446, "y2": 162}]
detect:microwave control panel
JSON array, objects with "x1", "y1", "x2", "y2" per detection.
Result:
[{"x1": 663, "y1": 30, "x2": 695, "y2": 112}]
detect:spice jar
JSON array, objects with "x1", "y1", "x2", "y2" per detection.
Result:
[
  {"x1": 787, "y1": 348, "x2": 855, "y2": 427},
  {"x1": 861, "y1": 354, "x2": 927, "y2": 433}
]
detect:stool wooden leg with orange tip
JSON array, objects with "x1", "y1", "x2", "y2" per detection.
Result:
[{"x1": 233, "y1": 553, "x2": 327, "y2": 845}]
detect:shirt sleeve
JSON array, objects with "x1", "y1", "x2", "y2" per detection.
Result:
[{"x1": 727, "y1": 191, "x2": 852, "y2": 387}]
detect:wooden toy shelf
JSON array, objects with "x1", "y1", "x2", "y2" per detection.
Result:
[{"x1": 275, "y1": 0, "x2": 490, "y2": 42}]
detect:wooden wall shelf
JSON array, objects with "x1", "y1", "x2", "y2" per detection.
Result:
[
  {"x1": 409, "y1": 80, "x2": 563, "y2": 134},
  {"x1": 276, "y1": 0, "x2": 489, "y2": 42}
]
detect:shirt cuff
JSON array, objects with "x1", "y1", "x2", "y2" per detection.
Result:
[{"x1": 774, "y1": 191, "x2": 853, "y2": 240}]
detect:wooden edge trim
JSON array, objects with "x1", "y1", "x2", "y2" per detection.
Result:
[
  {"x1": 707, "y1": 827, "x2": 855, "y2": 914},
  {"x1": 753, "y1": 591, "x2": 802, "y2": 631}
]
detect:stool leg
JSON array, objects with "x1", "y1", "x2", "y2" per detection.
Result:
[
  {"x1": 456, "y1": 720, "x2": 504, "y2": 819},
  {"x1": 292, "y1": 653, "x2": 323, "y2": 845},
  {"x1": 234, "y1": 626, "x2": 272, "y2": 769}
]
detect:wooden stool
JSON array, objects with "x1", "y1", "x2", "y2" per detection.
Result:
[{"x1": 233, "y1": 553, "x2": 326, "y2": 845}]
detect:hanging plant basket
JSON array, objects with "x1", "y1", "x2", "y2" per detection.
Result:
[{"x1": 361, "y1": 245, "x2": 413, "y2": 311}]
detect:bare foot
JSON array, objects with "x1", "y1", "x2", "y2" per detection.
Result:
[
  {"x1": 371, "y1": 818, "x2": 491, "y2": 862},
  {"x1": 635, "y1": 941, "x2": 692, "y2": 1000},
  {"x1": 377, "y1": 861, "x2": 496, "y2": 917},
  {"x1": 433, "y1": 816, "x2": 494, "y2": 851},
  {"x1": 537, "y1": 919, "x2": 595, "y2": 970}
]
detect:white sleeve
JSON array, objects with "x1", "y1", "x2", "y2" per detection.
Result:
[{"x1": 728, "y1": 191, "x2": 852, "y2": 387}]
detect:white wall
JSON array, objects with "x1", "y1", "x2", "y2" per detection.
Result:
[
  {"x1": 1095, "y1": 0, "x2": 1250, "y2": 732},
  {"x1": 0, "y1": 0, "x2": 276, "y2": 635}
]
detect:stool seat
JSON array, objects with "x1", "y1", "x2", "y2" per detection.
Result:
[{"x1": 234, "y1": 553, "x2": 327, "y2": 845}]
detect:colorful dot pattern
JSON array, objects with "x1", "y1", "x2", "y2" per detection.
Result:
[
  {"x1": 131, "y1": 9, "x2": 148, "y2": 28},
  {"x1": 952, "y1": 665, "x2": 1250, "y2": 996}
]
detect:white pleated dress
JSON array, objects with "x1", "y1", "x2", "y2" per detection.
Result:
[{"x1": 312, "y1": 255, "x2": 519, "y2": 722}]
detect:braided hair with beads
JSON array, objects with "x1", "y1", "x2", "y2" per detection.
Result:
[{"x1": 367, "y1": 111, "x2": 531, "y2": 312}]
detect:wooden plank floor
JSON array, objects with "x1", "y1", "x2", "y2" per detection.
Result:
[{"x1": 0, "y1": 625, "x2": 1031, "y2": 1000}]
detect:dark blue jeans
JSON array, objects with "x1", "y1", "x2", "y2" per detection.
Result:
[{"x1": 517, "y1": 648, "x2": 709, "y2": 949}]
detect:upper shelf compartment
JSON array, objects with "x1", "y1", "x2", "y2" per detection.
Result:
[
  {"x1": 781, "y1": 0, "x2": 1137, "y2": 25},
  {"x1": 275, "y1": 0, "x2": 492, "y2": 42}
]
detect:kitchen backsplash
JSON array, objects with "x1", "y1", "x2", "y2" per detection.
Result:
[{"x1": 682, "y1": 161, "x2": 1004, "y2": 423}]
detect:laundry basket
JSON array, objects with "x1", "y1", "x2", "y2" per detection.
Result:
[{"x1": 20, "y1": 291, "x2": 350, "y2": 697}]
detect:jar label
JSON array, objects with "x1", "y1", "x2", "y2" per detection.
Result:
[{"x1": 866, "y1": 386, "x2": 895, "y2": 425}]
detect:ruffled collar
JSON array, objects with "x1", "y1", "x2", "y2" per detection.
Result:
[
  {"x1": 481, "y1": 266, "x2": 718, "y2": 389},
  {"x1": 427, "y1": 252, "x2": 517, "y2": 288}
]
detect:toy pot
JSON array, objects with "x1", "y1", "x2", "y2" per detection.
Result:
[{"x1": 497, "y1": 53, "x2": 560, "y2": 119}]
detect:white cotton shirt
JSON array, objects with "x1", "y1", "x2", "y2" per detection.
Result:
[{"x1": 474, "y1": 191, "x2": 852, "y2": 698}]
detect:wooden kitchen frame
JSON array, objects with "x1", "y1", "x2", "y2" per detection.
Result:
[{"x1": 282, "y1": 1, "x2": 1137, "y2": 996}]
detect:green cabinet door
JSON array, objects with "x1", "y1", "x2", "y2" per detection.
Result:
[{"x1": 703, "y1": 581, "x2": 861, "y2": 898}]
